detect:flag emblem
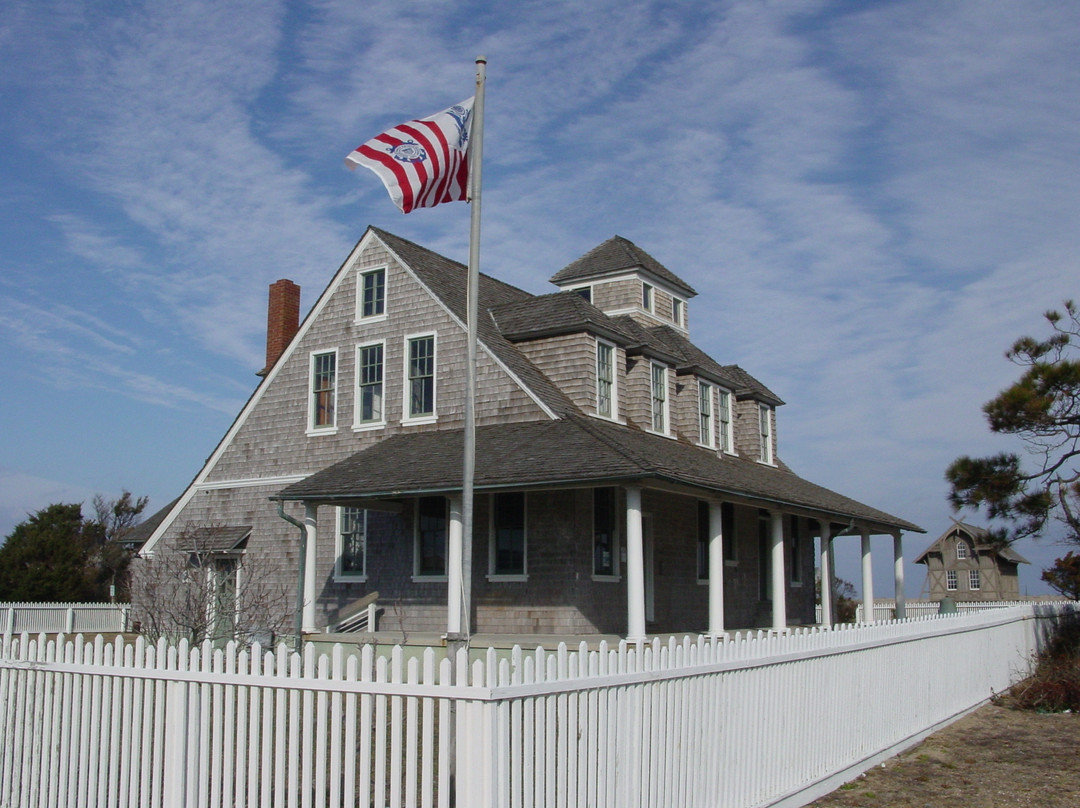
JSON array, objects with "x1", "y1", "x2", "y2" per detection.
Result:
[{"x1": 346, "y1": 98, "x2": 474, "y2": 214}]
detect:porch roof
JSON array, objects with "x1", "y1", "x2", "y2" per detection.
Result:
[{"x1": 274, "y1": 415, "x2": 922, "y2": 534}]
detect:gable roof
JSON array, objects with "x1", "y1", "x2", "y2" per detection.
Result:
[
  {"x1": 274, "y1": 415, "x2": 921, "y2": 534},
  {"x1": 913, "y1": 520, "x2": 1030, "y2": 565},
  {"x1": 549, "y1": 236, "x2": 697, "y2": 297}
]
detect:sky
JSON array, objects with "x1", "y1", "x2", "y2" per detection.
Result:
[{"x1": 2, "y1": 0, "x2": 1078, "y2": 599}]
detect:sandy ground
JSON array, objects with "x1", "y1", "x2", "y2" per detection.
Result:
[{"x1": 806, "y1": 703, "x2": 1080, "y2": 808}]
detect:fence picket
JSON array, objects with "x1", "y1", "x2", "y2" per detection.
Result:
[{"x1": 0, "y1": 602, "x2": 1077, "y2": 808}]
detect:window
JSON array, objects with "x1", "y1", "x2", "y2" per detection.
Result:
[
  {"x1": 310, "y1": 350, "x2": 337, "y2": 430},
  {"x1": 789, "y1": 516, "x2": 802, "y2": 585},
  {"x1": 722, "y1": 502, "x2": 736, "y2": 564},
  {"x1": 718, "y1": 390, "x2": 733, "y2": 453},
  {"x1": 356, "y1": 343, "x2": 384, "y2": 426},
  {"x1": 758, "y1": 510, "x2": 772, "y2": 600},
  {"x1": 642, "y1": 283, "x2": 653, "y2": 312},
  {"x1": 759, "y1": 404, "x2": 773, "y2": 464},
  {"x1": 593, "y1": 487, "x2": 619, "y2": 579},
  {"x1": 210, "y1": 557, "x2": 238, "y2": 641},
  {"x1": 672, "y1": 297, "x2": 684, "y2": 327},
  {"x1": 573, "y1": 286, "x2": 592, "y2": 303},
  {"x1": 946, "y1": 570, "x2": 958, "y2": 591},
  {"x1": 969, "y1": 568, "x2": 981, "y2": 590},
  {"x1": 697, "y1": 500, "x2": 737, "y2": 575},
  {"x1": 358, "y1": 267, "x2": 386, "y2": 320},
  {"x1": 956, "y1": 540, "x2": 968, "y2": 560},
  {"x1": 414, "y1": 497, "x2": 447, "y2": 577},
  {"x1": 699, "y1": 381, "x2": 715, "y2": 447},
  {"x1": 651, "y1": 363, "x2": 668, "y2": 433},
  {"x1": 336, "y1": 507, "x2": 367, "y2": 579},
  {"x1": 697, "y1": 501, "x2": 710, "y2": 581},
  {"x1": 490, "y1": 493, "x2": 526, "y2": 578},
  {"x1": 406, "y1": 335, "x2": 436, "y2": 419},
  {"x1": 596, "y1": 340, "x2": 616, "y2": 419}
]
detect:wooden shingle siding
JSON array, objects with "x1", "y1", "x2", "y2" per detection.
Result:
[{"x1": 513, "y1": 332, "x2": 596, "y2": 415}]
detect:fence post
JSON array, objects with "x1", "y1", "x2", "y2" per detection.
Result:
[
  {"x1": 65, "y1": 607, "x2": 75, "y2": 635},
  {"x1": 161, "y1": 644, "x2": 190, "y2": 808}
]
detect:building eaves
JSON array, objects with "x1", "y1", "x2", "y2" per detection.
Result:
[
  {"x1": 274, "y1": 415, "x2": 921, "y2": 533},
  {"x1": 549, "y1": 236, "x2": 697, "y2": 297},
  {"x1": 489, "y1": 292, "x2": 642, "y2": 347}
]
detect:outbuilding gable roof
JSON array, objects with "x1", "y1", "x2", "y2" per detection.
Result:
[
  {"x1": 549, "y1": 236, "x2": 697, "y2": 297},
  {"x1": 913, "y1": 520, "x2": 1030, "y2": 565},
  {"x1": 274, "y1": 415, "x2": 921, "y2": 534}
]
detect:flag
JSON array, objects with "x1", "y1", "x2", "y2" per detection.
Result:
[{"x1": 346, "y1": 98, "x2": 474, "y2": 214}]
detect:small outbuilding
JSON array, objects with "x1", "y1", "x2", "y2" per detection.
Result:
[{"x1": 915, "y1": 520, "x2": 1029, "y2": 601}]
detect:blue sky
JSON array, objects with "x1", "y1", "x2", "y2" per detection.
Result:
[{"x1": 2, "y1": 0, "x2": 1078, "y2": 598}]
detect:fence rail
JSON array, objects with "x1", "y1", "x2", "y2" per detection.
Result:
[
  {"x1": 0, "y1": 601, "x2": 130, "y2": 635},
  {"x1": 1, "y1": 603, "x2": 1076, "y2": 808}
]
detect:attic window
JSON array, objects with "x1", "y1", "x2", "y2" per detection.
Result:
[
  {"x1": 573, "y1": 286, "x2": 592, "y2": 303},
  {"x1": 358, "y1": 267, "x2": 386, "y2": 320},
  {"x1": 672, "y1": 297, "x2": 684, "y2": 326},
  {"x1": 596, "y1": 340, "x2": 616, "y2": 419},
  {"x1": 758, "y1": 404, "x2": 774, "y2": 464},
  {"x1": 642, "y1": 283, "x2": 653, "y2": 312},
  {"x1": 956, "y1": 540, "x2": 968, "y2": 560}
]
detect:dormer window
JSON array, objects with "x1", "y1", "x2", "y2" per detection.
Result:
[
  {"x1": 672, "y1": 297, "x2": 684, "y2": 327},
  {"x1": 698, "y1": 381, "x2": 715, "y2": 448},
  {"x1": 956, "y1": 540, "x2": 969, "y2": 560},
  {"x1": 651, "y1": 363, "x2": 669, "y2": 433},
  {"x1": 596, "y1": 340, "x2": 616, "y2": 419},
  {"x1": 718, "y1": 390, "x2": 733, "y2": 453},
  {"x1": 759, "y1": 403, "x2": 774, "y2": 464},
  {"x1": 642, "y1": 283, "x2": 653, "y2": 312},
  {"x1": 573, "y1": 286, "x2": 592, "y2": 303}
]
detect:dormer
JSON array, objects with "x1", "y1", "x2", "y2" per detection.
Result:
[{"x1": 549, "y1": 236, "x2": 697, "y2": 334}]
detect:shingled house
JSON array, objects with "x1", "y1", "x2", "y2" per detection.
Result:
[
  {"x1": 138, "y1": 227, "x2": 921, "y2": 640},
  {"x1": 915, "y1": 521, "x2": 1028, "y2": 601}
]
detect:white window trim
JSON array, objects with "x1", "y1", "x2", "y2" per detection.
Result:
[
  {"x1": 946, "y1": 570, "x2": 958, "y2": 591},
  {"x1": 649, "y1": 362, "x2": 671, "y2": 436},
  {"x1": 758, "y1": 403, "x2": 774, "y2": 465},
  {"x1": 698, "y1": 380, "x2": 716, "y2": 449},
  {"x1": 487, "y1": 492, "x2": 528, "y2": 582},
  {"x1": 412, "y1": 497, "x2": 448, "y2": 582},
  {"x1": 956, "y1": 540, "x2": 968, "y2": 560},
  {"x1": 334, "y1": 506, "x2": 368, "y2": 582},
  {"x1": 969, "y1": 568, "x2": 981, "y2": 590},
  {"x1": 718, "y1": 389, "x2": 734, "y2": 454},
  {"x1": 307, "y1": 348, "x2": 339, "y2": 435},
  {"x1": 355, "y1": 265, "x2": 388, "y2": 324},
  {"x1": 571, "y1": 285, "x2": 593, "y2": 303},
  {"x1": 672, "y1": 296, "x2": 685, "y2": 327},
  {"x1": 402, "y1": 332, "x2": 438, "y2": 425},
  {"x1": 595, "y1": 338, "x2": 619, "y2": 421},
  {"x1": 353, "y1": 340, "x2": 387, "y2": 432}
]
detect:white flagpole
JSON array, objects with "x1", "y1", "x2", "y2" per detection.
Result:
[{"x1": 448, "y1": 56, "x2": 485, "y2": 645}]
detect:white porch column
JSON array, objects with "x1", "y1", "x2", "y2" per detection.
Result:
[
  {"x1": 302, "y1": 504, "x2": 318, "y2": 633},
  {"x1": 447, "y1": 495, "x2": 464, "y2": 636},
  {"x1": 707, "y1": 501, "x2": 725, "y2": 635},
  {"x1": 625, "y1": 486, "x2": 647, "y2": 642},
  {"x1": 819, "y1": 523, "x2": 833, "y2": 628},
  {"x1": 893, "y1": 531, "x2": 906, "y2": 620},
  {"x1": 861, "y1": 530, "x2": 874, "y2": 623},
  {"x1": 770, "y1": 510, "x2": 787, "y2": 631}
]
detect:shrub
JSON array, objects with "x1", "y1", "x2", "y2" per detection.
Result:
[{"x1": 995, "y1": 613, "x2": 1080, "y2": 712}]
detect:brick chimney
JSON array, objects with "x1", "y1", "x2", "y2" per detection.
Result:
[{"x1": 258, "y1": 279, "x2": 301, "y2": 376}]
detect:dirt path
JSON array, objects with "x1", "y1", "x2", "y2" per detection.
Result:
[{"x1": 806, "y1": 703, "x2": 1080, "y2": 808}]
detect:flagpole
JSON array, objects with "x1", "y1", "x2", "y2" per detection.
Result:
[{"x1": 448, "y1": 56, "x2": 485, "y2": 649}]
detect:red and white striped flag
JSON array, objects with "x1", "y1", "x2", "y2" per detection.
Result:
[{"x1": 346, "y1": 98, "x2": 474, "y2": 214}]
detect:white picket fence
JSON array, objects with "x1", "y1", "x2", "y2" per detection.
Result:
[
  {"x1": 1, "y1": 603, "x2": 1075, "y2": 808},
  {"x1": 0, "y1": 601, "x2": 130, "y2": 635}
]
